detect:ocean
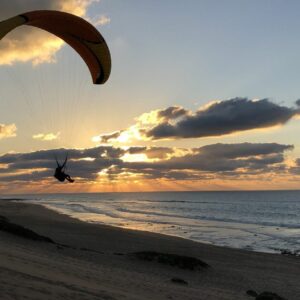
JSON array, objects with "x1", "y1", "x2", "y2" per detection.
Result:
[{"x1": 4, "y1": 191, "x2": 300, "y2": 254}]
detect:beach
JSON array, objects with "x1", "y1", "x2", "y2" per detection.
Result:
[
  {"x1": 0, "y1": 201, "x2": 299, "y2": 300},
  {"x1": 23, "y1": 191, "x2": 300, "y2": 254}
]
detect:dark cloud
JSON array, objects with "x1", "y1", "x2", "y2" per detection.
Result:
[
  {"x1": 0, "y1": 146, "x2": 125, "y2": 164},
  {"x1": 157, "y1": 106, "x2": 188, "y2": 120},
  {"x1": 119, "y1": 143, "x2": 293, "y2": 180},
  {"x1": 0, "y1": 146, "x2": 125, "y2": 181},
  {"x1": 194, "y1": 143, "x2": 292, "y2": 159},
  {"x1": 98, "y1": 131, "x2": 123, "y2": 143},
  {"x1": 145, "y1": 98, "x2": 300, "y2": 139},
  {"x1": 0, "y1": 170, "x2": 52, "y2": 182},
  {"x1": 0, "y1": 143, "x2": 292, "y2": 183}
]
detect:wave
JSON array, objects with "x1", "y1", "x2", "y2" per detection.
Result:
[
  {"x1": 39, "y1": 202, "x2": 124, "y2": 220},
  {"x1": 0, "y1": 198, "x2": 27, "y2": 201},
  {"x1": 36, "y1": 201, "x2": 300, "y2": 230},
  {"x1": 115, "y1": 206, "x2": 300, "y2": 229}
]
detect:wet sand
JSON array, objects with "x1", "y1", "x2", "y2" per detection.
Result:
[{"x1": 0, "y1": 201, "x2": 299, "y2": 299}]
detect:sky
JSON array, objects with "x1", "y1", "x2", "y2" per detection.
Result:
[{"x1": 1, "y1": 0, "x2": 300, "y2": 193}]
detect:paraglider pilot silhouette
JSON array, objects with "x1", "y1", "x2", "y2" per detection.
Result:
[{"x1": 54, "y1": 155, "x2": 74, "y2": 183}]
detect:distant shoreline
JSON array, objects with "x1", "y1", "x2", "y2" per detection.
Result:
[{"x1": 2, "y1": 189, "x2": 300, "y2": 195}]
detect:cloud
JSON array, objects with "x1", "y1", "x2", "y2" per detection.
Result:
[
  {"x1": 122, "y1": 143, "x2": 293, "y2": 175},
  {"x1": 92, "y1": 126, "x2": 142, "y2": 144},
  {"x1": 128, "y1": 146, "x2": 176, "y2": 160},
  {"x1": 0, "y1": 0, "x2": 97, "y2": 65},
  {"x1": 0, "y1": 123, "x2": 17, "y2": 139},
  {"x1": 33, "y1": 132, "x2": 60, "y2": 141},
  {"x1": 156, "y1": 106, "x2": 189, "y2": 120},
  {"x1": 144, "y1": 98, "x2": 300, "y2": 139},
  {"x1": 0, "y1": 148, "x2": 142, "y2": 182},
  {"x1": 92, "y1": 15, "x2": 111, "y2": 26},
  {"x1": 92, "y1": 131, "x2": 123, "y2": 143},
  {"x1": 0, "y1": 143, "x2": 292, "y2": 185},
  {"x1": 288, "y1": 158, "x2": 300, "y2": 175},
  {"x1": 92, "y1": 98, "x2": 300, "y2": 144}
]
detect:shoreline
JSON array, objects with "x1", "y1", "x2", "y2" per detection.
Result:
[
  {"x1": 2, "y1": 195, "x2": 300, "y2": 255},
  {"x1": 2, "y1": 196, "x2": 300, "y2": 256},
  {"x1": 30, "y1": 201, "x2": 300, "y2": 256},
  {"x1": 0, "y1": 201, "x2": 299, "y2": 299},
  {"x1": 18, "y1": 195, "x2": 300, "y2": 256}
]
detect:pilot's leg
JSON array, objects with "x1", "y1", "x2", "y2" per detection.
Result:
[{"x1": 66, "y1": 175, "x2": 74, "y2": 183}]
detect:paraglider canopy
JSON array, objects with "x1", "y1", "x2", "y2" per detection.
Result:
[{"x1": 0, "y1": 10, "x2": 111, "y2": 84}]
